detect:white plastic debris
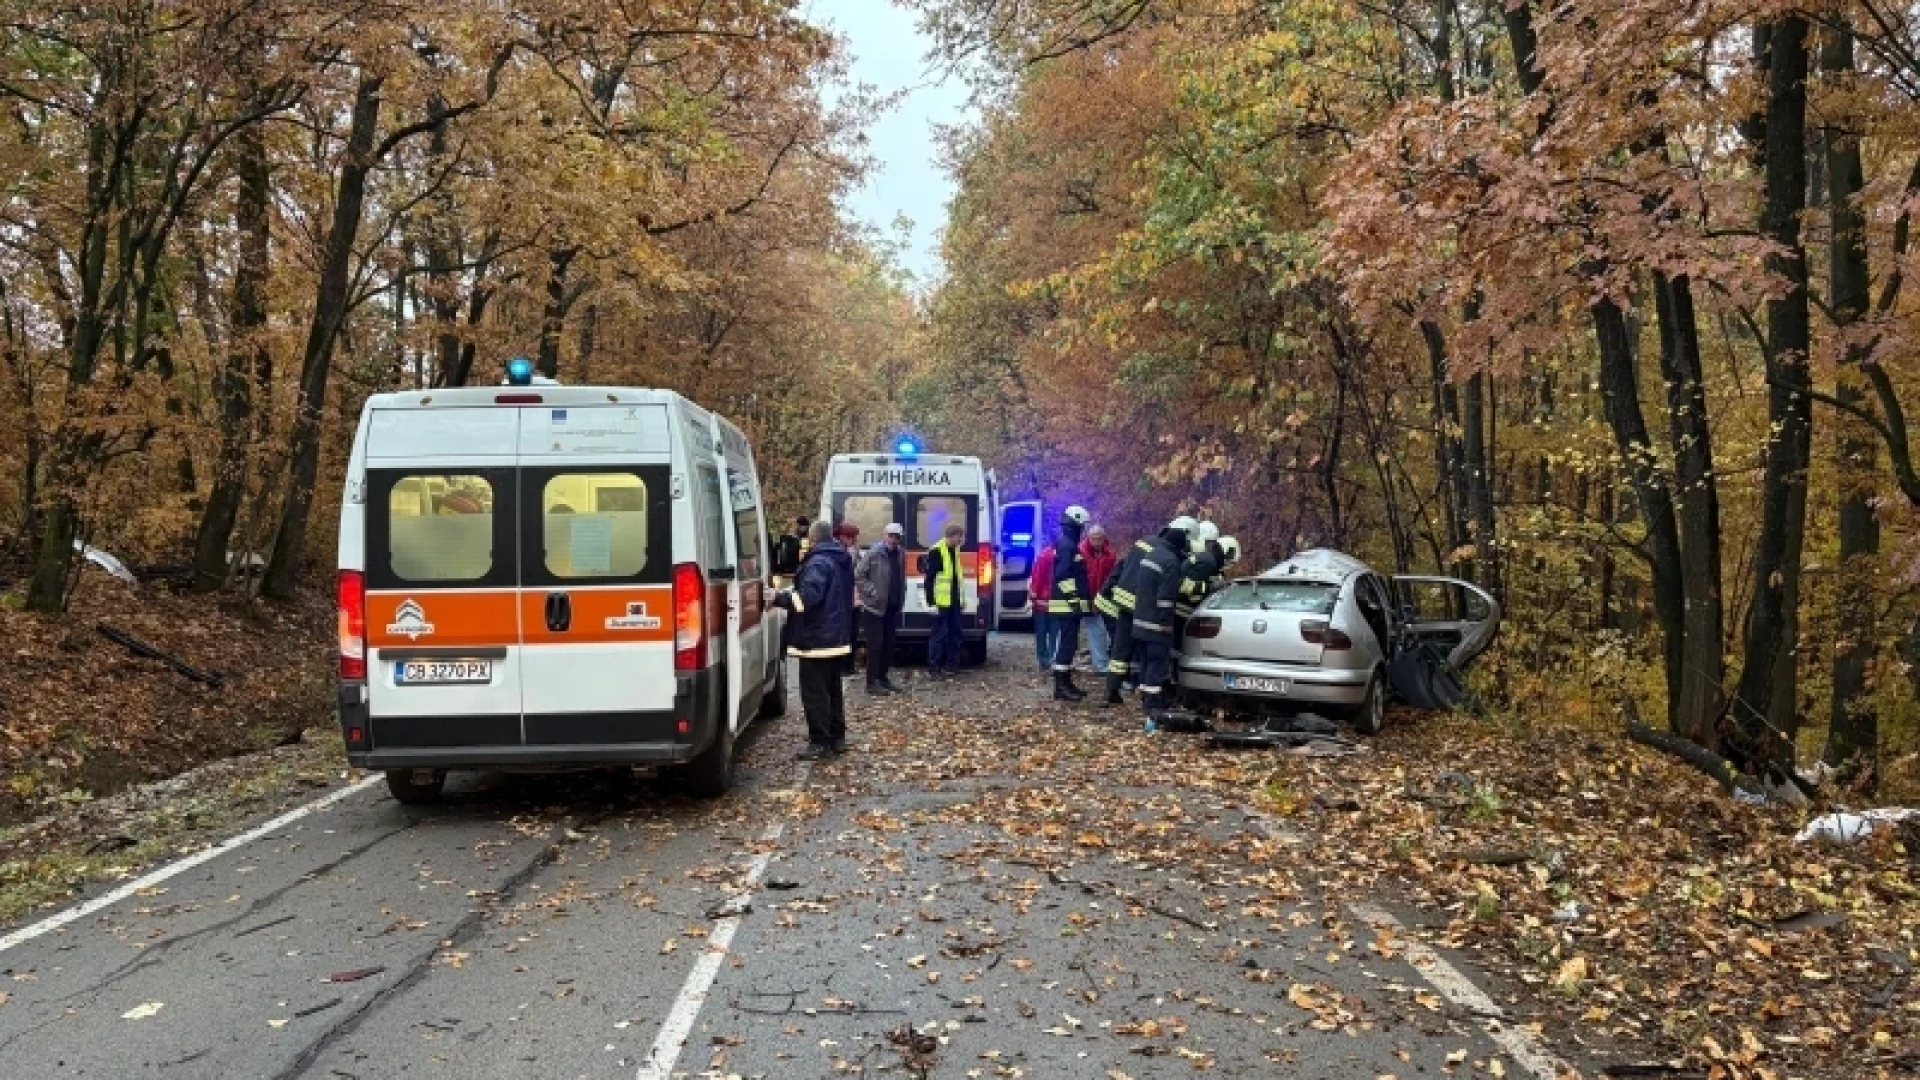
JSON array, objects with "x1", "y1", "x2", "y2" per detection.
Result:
[
  {"x1": 73, "y1": 541, "x2": 138, "y2": 585},
  {"x1": 1793, "y1": 808, "x2": 1920, "y2": 845},
  {"x1": 1550, "y1": 902, "x2": 1584, "y2": 923}
]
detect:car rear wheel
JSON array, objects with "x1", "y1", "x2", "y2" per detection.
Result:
[
  {"x1": 385, "y1": 769, "x2": 446, "y2": 804},
  {"x1": 1351, "y1": 673, "x2": 1386, "y2": 736},
  {"x1": 684, "y1": 721, "x2": 736, "y2": 798}
]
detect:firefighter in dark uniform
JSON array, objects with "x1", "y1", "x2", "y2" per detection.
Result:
[
  {"x1": 1047, "y1": 505, "x2": 1095, "y2": 701},
  {"x1": 1174, "y1": 521, "x2": 1224, "y2": 630},
  {"x1": 1098, "y1": 517, "x2": 1191, "y2": 706},
  {"x1": 1116, "y1": 516, "x2": 1196, "y2": 723}
]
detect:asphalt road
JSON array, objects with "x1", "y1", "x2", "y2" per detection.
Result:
[{"x1": 0, "y1": 638, "x2": 1571, "y2": 1079}]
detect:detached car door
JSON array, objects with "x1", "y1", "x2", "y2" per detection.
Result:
[{"x1": 1389, "y1": 575, "x2": 1501, "y2": 668}]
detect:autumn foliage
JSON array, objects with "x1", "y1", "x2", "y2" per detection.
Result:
[
  {"x1": 908, "y1": 0, "x2": 1920, "y2": 796},
  {"x1": 0, "y1": 0, "x2": 918, "y2": 611}
]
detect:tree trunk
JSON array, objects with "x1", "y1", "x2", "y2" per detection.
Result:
[
  {"x1": 1420, "y1": 320, "x2": 1470, "y2": 575},
  {"x1": 1593, "y1": 296, "x2": 1692, "y2": 740},
  {"x1": 1463, "y1": 372, "x2": 1500, "y2": 598},
  {"x1": 191, "y1": 124, "x2": 271, "y2": 593},
  {"x1": 536, "y1": 248, "x2": 576, "y2": 379},
  {"x1": 1653, "y1": 272, "x2": 1725, "y2": 745},
  {"x1": 1821, "y1": 23, "x2": 1878, "y2": 780},
  {"x1": 262, "y1": 75, "x2": 383, "y2": 601},
  {"x1": 1732, "y1": 16, "x2": 1811, "y2": 770}
]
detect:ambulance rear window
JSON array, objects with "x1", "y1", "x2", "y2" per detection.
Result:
[
  {"x1": 912, "y1": 496, "x2": 971, "y2": 547},
  {"x1": 838, "y1": 496, "x2": 894, "y2": 540},
  {"x1": 540, "y1": 473, "x2": 651, "y2": 578},
  {"x1": 383, "y1": 474, "x2": 497, "y2": 582}
]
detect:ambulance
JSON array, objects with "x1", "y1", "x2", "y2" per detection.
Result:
[
  {"x1": 335, "y1": 361, "x2": 786, "y2": 802},
  {"x1": 819, "y1": 443, "x2": 1000, "y2": 664}
]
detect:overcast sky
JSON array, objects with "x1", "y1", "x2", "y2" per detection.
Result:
[{"x1": 807, "y1": 0, "x2": 975, "y2": 289}]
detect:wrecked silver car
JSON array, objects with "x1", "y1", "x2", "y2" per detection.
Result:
[{"x1": 1175, "y1": 549, "x2": 1500, "y2": 734}]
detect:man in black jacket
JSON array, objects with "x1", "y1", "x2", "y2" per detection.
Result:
[{"x1": 772, "y1": 521, "x2": 854, "y2": 759}]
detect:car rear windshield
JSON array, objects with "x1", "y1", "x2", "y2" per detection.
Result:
[{"x1": 1205, "y1": 579, "x2": 1339, "y2": 614}]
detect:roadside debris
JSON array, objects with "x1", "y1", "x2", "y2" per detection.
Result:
[
  {"x1": 95, "y1": 623, "x2": 224, "y2": 688},
  {"x1": 76, "y1": 542, "x2": 138, "y2": 586},
  {"x1": 323, "y1": 966, "x2": 387, "y2": 983},
  {"x1": 1793, "y1": 808, "x2": 1919, "y2": 845}
]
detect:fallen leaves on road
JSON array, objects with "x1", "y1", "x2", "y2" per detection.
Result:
[{"x1": 120, "y1": 1002, "x2": 163, "y2": 1020}]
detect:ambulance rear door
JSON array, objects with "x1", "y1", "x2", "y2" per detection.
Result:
[
  {"x1": 515, "y1": 402, "x2": 678, "y2": 739},
  {"x1": 362, "y1": 406, "x2": 524, "y2": 749}
]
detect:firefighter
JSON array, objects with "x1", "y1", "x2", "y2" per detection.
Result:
[
  {"x1": 1047, "y1": 505, "x2": 1095, "y2": 701},
  {"x1": 1117, "y1": 516, "x2": 1196, "y2": 723},
  {"x1": 1175, "y1": 521, "x2": 1224, "y2": 625},
  {"x1": 1097, "y1": 522, "x2": 1181, "y2": 706}
]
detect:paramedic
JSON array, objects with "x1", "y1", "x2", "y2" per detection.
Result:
[
  {"x1": 1048, "y1": 505, "x2": 1094, "y2": 701},
  {"x1": 923, "y1": 521, "x2": 967, "y2": 677},
  {"x1": 855, "y1": 523, "x2": 907, "y2": 696},
  {"x1": 773, "y1": 520, "x2": 854, "y2": 759}
]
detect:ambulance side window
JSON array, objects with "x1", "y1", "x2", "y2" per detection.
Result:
[
  {"x1": 730, "y1": 471, "x2": 764, "y2": 580},
  {"x1": 913, "y1": 496, "x2": 970, "y2": 547},
  {"x1": 384, "y1": 474, "x2": 495, "y2": 582},
  {"x1": 541, "y1": 473, "x2": 649, "y2": 578}
]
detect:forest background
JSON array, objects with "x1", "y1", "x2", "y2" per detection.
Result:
[{"x1": 1, "y1": 0, "x2": 1919, "y2": 807}]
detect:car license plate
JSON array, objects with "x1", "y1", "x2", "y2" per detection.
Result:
[
  {"x1": 395, "y1": 660, "x2": 492, "y2": 685},
  {"x1": 1225, "y1": 674, "x2": 1290, "y2": 694}
]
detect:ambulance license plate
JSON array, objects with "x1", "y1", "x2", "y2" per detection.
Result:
[
  {"x1": 395, "y1": 660, "x2": 492, "y2": 685},
  {"x1": 1225, "y1": 674, "x2": 1290, "y2": 694}
]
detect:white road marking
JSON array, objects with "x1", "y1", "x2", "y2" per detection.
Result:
[
  {"x1": 0, "y1": 773, "x2": 382, "y2": 955},
  {"x1": 1348, "y1": 901, "x2": 1573, "y2": 1079},
  {"x1": 636, "y1": 760, "x2": 812, "y2": 1080}
]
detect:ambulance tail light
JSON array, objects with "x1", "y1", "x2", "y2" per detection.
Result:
[
  {"x1": 977, "y1": 543, "x2": 995, "y2": 596},
  {"x1": 673, "y1": 562, "x2": 707, "y2": 670},
  {"x1": 337, "y1": 570, "x2": 367, "y2": 680}
]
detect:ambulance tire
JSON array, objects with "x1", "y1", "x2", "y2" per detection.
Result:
[
  {"x1": 385, "y1": 769, "x2": 445, "y2": 805},
  {"x1": 757, "y1": 659, "x2": 789, "y2": 720},
  {"x1": 685, "y1": 721, "x2": 736, "y2": 798},
  {"x1": 964, "y1": 638, "x2": 988, "y2": 667}
]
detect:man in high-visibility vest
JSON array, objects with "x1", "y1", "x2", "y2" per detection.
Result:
[{"x1": 922, "y1": 521, "x2": 967, "y2": 677}]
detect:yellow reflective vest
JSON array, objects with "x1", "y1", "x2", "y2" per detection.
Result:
[{"x1": 929, "y1": 542, "x2": 960, "y2": 609}]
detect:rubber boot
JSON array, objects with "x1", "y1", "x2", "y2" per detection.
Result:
[
  {"x1": 1061, "y1": 669, "x2": 1088, "y2": 700},
  {"x1": 1053, "y1": 671, "x2": 1082, "y2": 702},
  {"x1": 1100, "y1": 673, "x2": 1124, "y2": 707}
]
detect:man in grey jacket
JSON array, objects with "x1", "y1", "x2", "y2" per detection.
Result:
[{"x1": 855, "y1": 522, "x2": 907, "y2": 695}]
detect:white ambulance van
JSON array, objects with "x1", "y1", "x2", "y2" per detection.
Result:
[
  {"x1": 335, "y1": 368, "x2": 786, "y2": 802},
  {"x1": 820, "y1": 445, "x2": 1000, "y2": 665}
]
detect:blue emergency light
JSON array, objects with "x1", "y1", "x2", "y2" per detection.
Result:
[
  {"x1": 506, "y1": 357, "x2": 534, "y2": 386},
  {"x1": 895, "y1": 437, "x2": 919, "y2": 455}
]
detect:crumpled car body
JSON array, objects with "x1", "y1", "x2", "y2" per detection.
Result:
[{"x1": 1175, "y1": 549, "x2": 1500, "y2": 734}]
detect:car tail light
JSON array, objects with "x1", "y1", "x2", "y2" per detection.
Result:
[
  {"x1": 338, "y1": 570, "x2": 367, "y2": 679},
  {"x1": 673, "y1": 562, "x2": 707, "y2": 670},
  {"x1": 1187, "y1": 616, "x2": 1222, "y2": 639},
  {"x1": 495, "y1": 393, "x2": 543, "y2": 404},
  {"x1": 977, "y1": 542, "x2": 995, "y2": 595},
  {"x1": 1300, "y1": 619, "x2": 1352, "y2": 650}
]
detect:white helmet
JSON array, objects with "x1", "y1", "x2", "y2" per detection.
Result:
[
  {"x1": 1195, "y1": 521, "x2": 1220, "y2": 544},
  {"x1": 1167, "y1": 514, "x2": 1198, "y2": 533},
  {"x1": 1062, "y1": 505, "x2": 1092, "y2": 526},
  {"x1": 1219, "y1": 536, "x2": 1241, "y2": 564}
]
